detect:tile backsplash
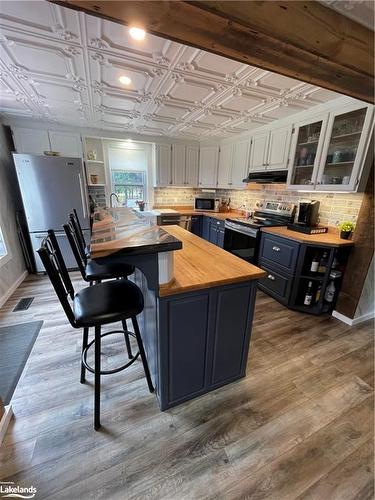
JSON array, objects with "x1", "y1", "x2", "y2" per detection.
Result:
[{"x1": 154, "y1": 187, "x2": 364, "y2": 227}]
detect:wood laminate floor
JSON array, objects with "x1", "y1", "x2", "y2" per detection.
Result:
[{"x1": 0, "y1": 273, "x2": 373, "y2": 500}]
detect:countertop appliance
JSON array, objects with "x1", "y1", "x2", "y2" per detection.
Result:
[
  {"x1": 194, "y1": 197, "x2": 220, "y2": 212},
  {"x1": 296, "y1": 200, "x2": 320, "y2": 226},
  {"x1": 224, "y1": 201, "x2": 296, "y2": 263},
  {"x1": 13, "y1": 154, "x2": 90, "y2": 272}
]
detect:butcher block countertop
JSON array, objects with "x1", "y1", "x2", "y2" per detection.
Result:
[
  {"x1": 261, "y1": 226, "x2": 354, "y2": 247},
  {"x1": 159, "y1": 225, "x2": 266, "y2": 297}
]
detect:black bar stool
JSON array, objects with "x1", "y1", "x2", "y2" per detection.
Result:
[
  {"x1": 71, "y1": 208, "x2": 90, "y2": 258},
  {"x1": 37, "y1": 230, "x2": 154, "y2": 430},
  {"x1": 64, "y1": 215, "x2": 135, "y2": 283}
]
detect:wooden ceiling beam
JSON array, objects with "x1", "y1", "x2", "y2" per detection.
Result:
[{"x1": 51, "y1": 0, "x2": 374, "y2": 103}]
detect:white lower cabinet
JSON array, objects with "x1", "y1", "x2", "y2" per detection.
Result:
[{"x1": 199, "y1": 146, "x2": 219, "y2": 187}]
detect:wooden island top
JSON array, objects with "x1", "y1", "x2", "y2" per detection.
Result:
[
  {"x1": 159, "y1": 225, "x2": 266, "y2": 297},
  {"x1": 261, "y1": 226, "x2": 354, "y2": 247}
]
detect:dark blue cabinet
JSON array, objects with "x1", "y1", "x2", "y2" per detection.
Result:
[
  {"x1": 202, "y1": 216, "x2": 210, "y2": 240},
  {"x1": 190, "y1": 215, "x2": 202, "y2": 237},
  {"x1": 260, "y1": 234, "x2": 299, "y2": 274},
  {"x1": 204, "y1": 217, "x2": 225, "y2": 248}
]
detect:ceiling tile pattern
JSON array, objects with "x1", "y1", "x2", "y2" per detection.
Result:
[{"x1": 0, "y1": 1, "x2": 339, "y2": 139}]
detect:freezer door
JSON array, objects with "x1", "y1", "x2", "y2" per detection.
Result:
[
  {"x1": 13, "y1": 154, "x2": 89, "y2": 232},
  {"x1": 30, "y1": 230, "x2": 90, "y2": 273}
]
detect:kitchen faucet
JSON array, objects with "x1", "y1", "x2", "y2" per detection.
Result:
[{"x1": 110, "y1": 192, "x2": 120, "y2": 208}]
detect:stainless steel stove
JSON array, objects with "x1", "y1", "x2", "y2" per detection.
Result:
[{"x1": 224, "y1": 201, "x2": 295, "y2": 263}]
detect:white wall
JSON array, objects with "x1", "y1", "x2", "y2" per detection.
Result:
[
  {"x1": 0, "y1": 124, "x2": 26, "y2": 307},
  {"x1": 354, "y1": 254, "x2": 374, "y2": 321}
]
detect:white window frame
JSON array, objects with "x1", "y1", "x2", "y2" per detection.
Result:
[
  {"x1": 104, "y1": 140, "x2": 154, "y2": 209},
  {"x1": 111, "y1": 169, "x2": 146, "y2": 207}
]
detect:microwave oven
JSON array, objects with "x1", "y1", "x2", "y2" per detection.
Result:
[{"x1": 194, "y1": 197, "x2": 221, "y2": 212}]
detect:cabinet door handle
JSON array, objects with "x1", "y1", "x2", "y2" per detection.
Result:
[
  {"x1": 272, "y1": 246, "x2": 281, "y2": 252},
  {"x1": 267, "y1": 274, "x2": 276, "y2": 281}
]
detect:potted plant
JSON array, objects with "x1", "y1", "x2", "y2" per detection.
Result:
[
  {"x1": 339, "y1": 221, "x2": 355, "y2": 239},
  {"x1": 136, "y1": 200, "x2": 145, "y2": 212}
]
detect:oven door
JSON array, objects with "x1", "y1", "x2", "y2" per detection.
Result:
[{"x1": 224, "y1": 221, "x2": 259, "y2": 263}]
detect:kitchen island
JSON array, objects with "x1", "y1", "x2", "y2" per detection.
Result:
[{"x1": 91, "y1": 208, "x2": 265, "y2": 410}]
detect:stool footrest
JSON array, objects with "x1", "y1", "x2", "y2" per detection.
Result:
[{"x1": 82, "y1": 329, "x2": 140, "y2": 375}]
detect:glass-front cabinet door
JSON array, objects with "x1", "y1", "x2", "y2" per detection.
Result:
[
  {"x1": 287, "y1": 115, "x2": 328, "y2": 190},
  {"x1": 317, "y1": 105, "x2": 373, "y2": 191}
]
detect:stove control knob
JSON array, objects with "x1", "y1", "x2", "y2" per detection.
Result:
[
  {"x1": 259, "y1": 202, "x2": 263, "y2": 207},
  {"x1": 287, "y1": 207, "x2": 291, "y2": 211}
]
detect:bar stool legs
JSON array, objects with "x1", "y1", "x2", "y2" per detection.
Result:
[
  {"x1": 122, "y1": 320, "x2": 134, "y2": 359},
  {"x1": 80, "y1": 327, "x2": 89, "y2": 384},
  {"x1": 131, "y1": 316, "x2": 154, "y2": 394},
  {"x1": 94, "y1": 325, "x2": 101, "y2": 430}
]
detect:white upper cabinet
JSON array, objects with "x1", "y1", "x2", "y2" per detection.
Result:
[
  {"x1": 217, "y1": 144, "x2": 233, "y2": 188},
  {"x1": 12, "y1": 127, "x2": 82, "y2": 157},
  {"x1": 287, "y1": 103, "x2": 374, "y2": 192},
  {"x1": 249, "y1": 131, "x2": 269, "y2": 171},
  {"x1": 171, "y1": 144, "x2": 186, "y2": 186},
  {"x1": 248, "y1": 125, "x2": 292, "y2": 172},
  {"x1": 185, "y1": 145, "x2": 199, "y2": 187},
  {"x1": 231, "y1": 139, "x2": 250, "y2": 187},
  {"x1": 267, "y1": 125, "x2": 292, "y2": 170},
  {"x1": 48, "y1": 131, "x2": 82, "y2": 157},
  {"x1": 155, "y1": 144, "x2": 172, "y2": 187},
  {"x1": 287, "y1": 114, "x2": 328, "y2": 190},
  {"x1": 12, "y1": 128, "x2": 50, "y2": 155},
  {"x1": 316, "y1": 104, "x2": 374, "y2": 191},
  {"x1": 199, "y1": 146, "x2": 219, "y2": 187}
]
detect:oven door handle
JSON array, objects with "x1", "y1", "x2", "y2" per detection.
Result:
[{"x1": 225, "y1": 223, "x2": 258, "y2": 238}]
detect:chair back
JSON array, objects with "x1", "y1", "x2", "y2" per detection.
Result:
[
  {"x1": 37, "y1": 230, "x2": 76, "y2": 326},
  {"x1": 64, "y1": 219, "x2": 87, "y2": 279},
  {"x1": 71, "y1": 209, "x2": 88, "y2": 258}
]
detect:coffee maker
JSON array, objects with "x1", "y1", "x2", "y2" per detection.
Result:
[
  {"x1": 297, "y1": 200, "x2": 320, "y2": 226},
  {"x1": 287, "y1": 200, "x2": 328, "y2": 234}
]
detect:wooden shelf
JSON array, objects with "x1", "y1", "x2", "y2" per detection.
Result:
[
  {"x1": 330, "y1": 131, "x2": 361, "y2": 141},
  {"x1": 88, "y1": 183, "x2": 106, "y2": 187},
  {"x1": 297, "y1": 140, "x2": 319, "y2": 146},
  {"x1": 86, "y1": 159, "x2": 104, "y2": 163},
  {"x1": 294, "y1": 164, "x2": 314, "y2": 168},
  {"x1": 300, "y1": 274, "x2": 325, "y2": 281},
  {"x1": 325, "y1": 161, "x2": 354, "y2": 166}
]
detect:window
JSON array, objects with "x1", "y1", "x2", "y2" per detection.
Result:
[
  {"x1": 112, "y1": 170, "x2": 146, "y2": 208},
  {"x1": 107, "y1": 143, "x2": 152, "y2": 208}
]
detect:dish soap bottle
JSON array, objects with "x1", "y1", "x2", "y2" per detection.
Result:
[{"x1": 324, "y1": 281, "x2": 336, "y2": 303}]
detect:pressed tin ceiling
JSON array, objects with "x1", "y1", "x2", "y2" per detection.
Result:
[{"x1": 0, "y1": 1, "x2": 340, "y2": 140}]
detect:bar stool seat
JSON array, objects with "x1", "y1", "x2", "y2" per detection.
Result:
[
  {"x1": 74, "y1": 279, "x2": 143, "y2": 327},
  {"x1": 85, "y1": 259, "x2": 135, "y2": 282}
]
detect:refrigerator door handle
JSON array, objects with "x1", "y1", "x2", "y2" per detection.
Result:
[{"x1": 78, "y1": 172, "x2": 87, "y2": 219}]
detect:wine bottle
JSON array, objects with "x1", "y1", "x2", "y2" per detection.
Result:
[
  {"x1": 324, "y1": 281, "x2": 336, "y2": 303},
  {"x1": 310, "y1": 253, "x2": 319, "y2": 273},
  {"x1": 315, "y1": 283, "x2": 322, "y2": 304},
  {"x1": 304, "y1": 281, "x2": 313, "y2": 306},
  {"x1": 318, "y1": 251, "x2": 328, "y2": 273}
]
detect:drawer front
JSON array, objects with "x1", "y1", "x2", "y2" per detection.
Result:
[
  {"x1": 211, "y1": 217, "x2": 225, "y2": 230},
  {"x1": 260, "y1": 234, "x2": 299, "y2": 273},
  {"x1": 258, "y1": 262, "x2": 293, "y2": 303}
]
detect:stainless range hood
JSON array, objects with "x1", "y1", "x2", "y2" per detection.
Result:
[{"x1": 242, "y1": 170, "x2": 288, "y2": 184}]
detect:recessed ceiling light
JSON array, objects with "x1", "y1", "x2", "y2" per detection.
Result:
[
  {"x1": 129, "y1": 26, "x2": 146, "y2": 40},
  {"x1": 119, "y1": 75, "x2": 131, "y2": 85}
]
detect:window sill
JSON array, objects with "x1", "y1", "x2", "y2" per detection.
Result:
[{"x1": 0, "y1": 252, "x2": 12, "y2": 269}]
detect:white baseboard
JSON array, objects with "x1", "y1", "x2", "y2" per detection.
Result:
[
  {"x1": 0, "y1": 405, "x2": 13, "y2": 446},
  {"x1": 332, "y1": 309, "x2": 375, "y2": 326},
  {"x1": 0, "y1": 270, "x2": 28, "y2": 309}
]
